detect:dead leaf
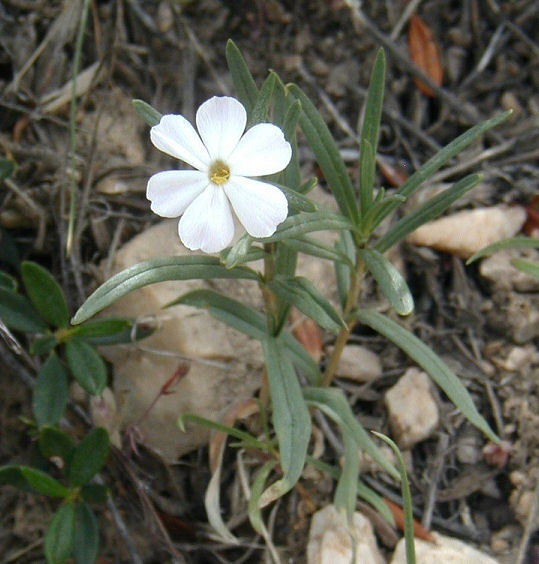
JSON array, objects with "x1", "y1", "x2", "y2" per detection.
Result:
[
  {"x1": 290, "y1": 308, "x2": 323, "y2": 363},
  {"x1": 408, "y1": 14, "x2": 443, "y2": 97},
  {"x1": 383, "y1": 498, "x2": 435, "y2": 542}
]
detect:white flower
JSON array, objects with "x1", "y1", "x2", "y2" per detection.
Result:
[{"x1": 146, "y1": 96, "x2": 291, "y2": 253}]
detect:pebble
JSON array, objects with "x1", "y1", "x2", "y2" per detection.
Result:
[{"x1": 333, "y1": 344, "x2": 382, "y2": 382}]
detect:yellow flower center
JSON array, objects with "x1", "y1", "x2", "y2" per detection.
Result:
[{"x1": 209, "y1": 160, "x2": 230, "y2": 186}]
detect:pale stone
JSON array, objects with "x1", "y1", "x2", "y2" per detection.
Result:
[
  {"x1": 307, "y1": 505, "x2": 386, "y2": 564},
  {"x1": 385, "y1": 368, "x2": 439, "y2": 449},
  {"x1": 407, "y1": 205, "x2": 526, "y2": 259},
  {"x1": 480, "y1": 249, "x2": 539, "y2": 293},
  {"x1": 333, "y1": 344, "x2": 382, "y2": 382},
  {"x1": 98, "y1": 218, "x2": 337, "y2": 461},
  {"x1": 391, "y1": 532, "x2": 499, "y2": 564}
]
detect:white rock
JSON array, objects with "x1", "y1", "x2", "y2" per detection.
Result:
[
  {"x1": 480, "y1": 248, "x2": 539, "y2": 293},
  {"x1": 307, "y1": 505, "x2": 386, "y2": 564},
  {"x1": 407, "y1": 205, "x2": 526, "y2": 259},
  {"x1": 333, "y1": 344, "x2": 382, "y2": 382},
  {"x1": 390, "y1": 532, "x2": 499, "y2": 564},
  {"x1": 385, "y1": 368, "x2": 439, "y2": 449}
]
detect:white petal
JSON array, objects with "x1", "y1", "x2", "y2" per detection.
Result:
[
  {"x1": 224, "y1": 176, "x2": 288, "y2": 238},
  {"x1": 196, "y1": 96, "x2": 246, "y2": 160},
  {"x1": 228, "y1": 123, "x2": 292, "y2": 177},
  {"x1": 150, "y1": 114, "x2": 210, "y2": 171},
  {"x1": 147, "y1": 170, "x2": 208, "y2": 218},
  {"x1": 179, "y1": 184, "x2": 235, "y2": 253}
]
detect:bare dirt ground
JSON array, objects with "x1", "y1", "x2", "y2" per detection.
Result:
[{"x1": 0, "y1": 1, "x2": 538, "y2": 563}]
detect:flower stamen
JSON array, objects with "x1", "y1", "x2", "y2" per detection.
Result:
[{"x1": 209, "y1": 160, "x2": 230, "y2": 186}]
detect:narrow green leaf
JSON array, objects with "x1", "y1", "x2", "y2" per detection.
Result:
[
  {"x1": 334, "y1": 433, "x2": 359, "y2": 524},
  {"x1": 248, "y1": 461, "x2": 277, "y2": 533},
  {"x1": 132, "y1": 99, "x2": 162, "y2": 126},
  {"x1": 335, "y1": 231, "x2": 356, "y2": 310},
  {"x1": 376, "y1": 111, "x2": 512, "y2": 224},
  {"x1": 33, "y1": 353, "x2": 68, "y2": 428},
  {"x1": 167, "y1": 289, "x2": 321, "y2": 384},
  {"x1": 65, "y1": 341, "x2": 107, "y2": 396},
  {"x1": 81, "y1": 484, "x2": 109, "y2": 504},
  {"x1": 259, "y1": 337, "x2": 311, "y2": 507},
  {"x1": 0, "y1": 466, "x2": 32, "y2": 491},
  {"x1": 272, "y1": 182, "x2": 318, "y2": 213},
  {"x1": 303, "y1": 387, "x2": 399, "y2": 480},
  {"x1": 0, "y1": 271, "x2": 18, "y2": 291},
  {"x1": 512, "y1": 257, "x2": 539, "y2": 277},
  {"x1": 30, "y1": 334, "x2": 58, "y2": 355},
  {"x1": 359, "y1": 138, "x2": 375, "y2": 217},
  {"x1": 259, "y1": 211, "x2": 355, "y2": 243},
  {"x1": 73, "y1": 503, "x2": 99, "y2": 564},
  {"x1": 45, "y1": 504, "x2": 75, "y2": 564},
  {"x1": 269, "y1": 277, "x2": 346, "y2": 333},
  {"x1": 466, "y1": 236, "x2": 539, "y2": 264},
  {"x1": 281, "y1": 98, "x2": 302, "y2": 141},
  {"x1": 22, "y1": 261, "x2": 69, "y2": 328},
  {"x1": 376, "y1": 173, "x2": 482, "y2": 252},
  {"x1": 20, "y1": 466, "x2": 69, "y2": 498},
  {"x1": 71, "y1": 256, "x2": 258, "y2": 324},
  {"x1": 249, "y1": 72, "x2": 275, "y2": 126},
  {"x1": 283, "y1": 235, "x2": 352, "y2": 265},
  {"x1": 80, "y1": 319, "x2": 154, "y2": 346},
  {"x1": 0, "y1": 287, "x2": 47, "y2": 333},
  {"x1": 67, "y1": 318, "x2": 132, "y2": 340},
  {"x1": 68, "y1": 428, "x2": 109, "y2": 487},
  {"x1": 361, "y1": 193, "x2": 407, "y2": 235},
  {"x1": 222, "y1": 234, "x2": 258, "y2": 269},
  {"x1": 358, "y1": 249, "x2": 414, "y2": 315},
  {"x1": 373, "y1": 432, "x2": 416, "y2": 564},
  {"x1": 0, "y1": 227, "x2": 20, "y2": 267},
  {"x1": 354, "y1": 309, "x2": 499, "y2": 442},
  {"x1": 226, "y1": 39, "x2": 258, "y2": 115},
  {"x1": 39, "y1": 427, "x2": 75, "y2": 466},
  {"x1": 288, "y1": 84, "x2": 360, "y2": 225},
  {"x1": 178, "y1": 413, "x2": 267, "y2": 451},
  {"x1": 297, "y1": 177, "x2": 318, "y2": 195}
]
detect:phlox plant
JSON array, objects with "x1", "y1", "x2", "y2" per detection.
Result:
[{"x1": 71, "y1": 40, "x2": 510, "y2": 549}]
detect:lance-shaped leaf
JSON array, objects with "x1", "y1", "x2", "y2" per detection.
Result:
[
  {"x1": 249, "y1": 72, "x2": 275, "y2": 126},
  {"x1": 259, "y1": 337, "x2": 311, "y2": 507},
  {"x1": 33, "y1": 352, "x2": 68, "y2": 428},
  {"x1": 334, "y1": 433, "x2": 360, "y2": 525},
  {"x1": 359, "y1": 48, "x2": 386, "y2": 215},
  {"x1": 0, "y1": 271, "x2": 18, "y2": 291},
  {"x1": 335, "y1": 231, "x2": 356, "y2": 311},
  {"x1": 68, "y1": 428, "x2": 110, "y2": 487},
  {"x1": 0, "y1": 288, "x2": 46, "y2": 333},
  {"x1": 374, "y1": 111, "x2": 512, "y2": 226},
  {"x1": 358, "y1": 249, "x2": 414, "y2": 315},
  {"x1": 466, "y1": 236, "x2": 539, "y2": 264},
  {"x1": 283, "y1": 235, "x2": 352, "y2": 265},
  {"x1": 354, "y1": 309, "x2": 499, "y2": 443},
  {"x1": 248, "y1": 460, "x2": 278, "y2": 534},
  {"x1": 375, "y1": 173, "x2": 482, "y2": 252},
  {"x1": 259, "y1": 211, "x2": 355, "y2": 244},
  {"x1": 132, "y1": 99, "x2": 162, "y2": 126},
  {"x1": 21, "y1": 261, "x2": 69, "y2": 328},
  {"x1": 65, "y1": 340, "x2": 107, "y2": 396},
  {"x1": 226, "y1": 39, "x2": 258, "y2": 116},
  {"x1": 0, "y1": 465, "x2": 69, "y2": 497},
  {"x1": 512, "y1": 257, "x2": 539, "y2": 278},
  {"x1": 45, "y1": 504, "x2": 75, "y2": 564},
  {"x1": 303, "y1": 387, "x2": 399, "y2": 480},
  {"x1": 71, "y1": 256, "x2": 258, "y2": 324},
  {"x1": 269, "y1": 277, "x2": 346, "y2": 333},
  {"x1": 167, "y1": 289, "x2": 321, "y2": 384},
  {"x1": 288, "y1": 84, "x2": 360, "y2": 225},
  {"x1": 272, "y1": 182, "x2": 318, "y2": 213}
]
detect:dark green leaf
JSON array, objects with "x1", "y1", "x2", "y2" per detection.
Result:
[
  {"x1": 259, "y1": 337, "x2": 311, "y2": 507},
  {"x1": 73, "y1": 503, "x2": 99, "y2": 564},
  {"x1": 30, "y1": 334, "x2": 58, "y2": 355},
  {"x1": 0, "y1": 287, "x2": 47, "y2": 333},
  {"x1": 45, "y1": 504, "x2": 75, "y2": 564},
  {"x1": 375, "y1": 173, "x2": 482, "y2": 252},
  {"x1": 358, "y1": 248, "x2": 414, "y2": 315},
  {"x1": 68, "y1": 428, "x2": 109, "y2": 487},
  {"x1": 168, "y1": 289, "x2": 321, "y2": 384},
  {"x1": 132, "y1": 99, "x2": 162, "y2": 127},
  {"x1": 334, "y1": 231, "x2": 356, "y2": 310},
  {"x1": 33, "y1": 353, "x2": 68, "y2": 428},
  {"x1": 0, "y1": 157, "x2": 15, "y2": 180},
  {"x1": 72, "y1": 256, "x2": 258, "y2": 324},
  {"x1": 67, "y1": 318, "x2": 132, "y2": 339},
  {"x1": 0, "y1": 271, "x2": 18, "y2": 291},
  {"x1": 20, "y1": 466, "x2": 69, "y2": 497},
  {"x1": 22, "y1": 261, "x2": 69, "y2": 328},
  {"x1": 81, "y1": 484, "x2": 109, "y2": 503},
  {"x1": 0, "y1": 227, "x2": 20, "y2": 267},
  {"x1": 226, "y1": 39, "x2": 258, "y2": 116},
  {"x1": 354, "y1": 309, "x2": 499, "y2": 442},
  {"x1": 269, "y1": 277, "x2": 346, "y2": 333},
  {"x1": 0, "y1": 465, "x2": 32, "y2": 491},
  {"x1": 80, "y1": 319, "x2": 154, "y2": 346},
  {"x1": 249, "y1": 72, "x2": 275, "y2": 126},
  {"x1": 288, "y1": 84, "x2": 360, "y2": 225},
  {"x1": 359, "y1": 138, "x2": 375, "y2": 217},
  {"x1": 39, "y1": 427, "x2": 75, "y2": 465},
  {"x1": 65, "y1": 341, "x2": 107, "y2": 396}
]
